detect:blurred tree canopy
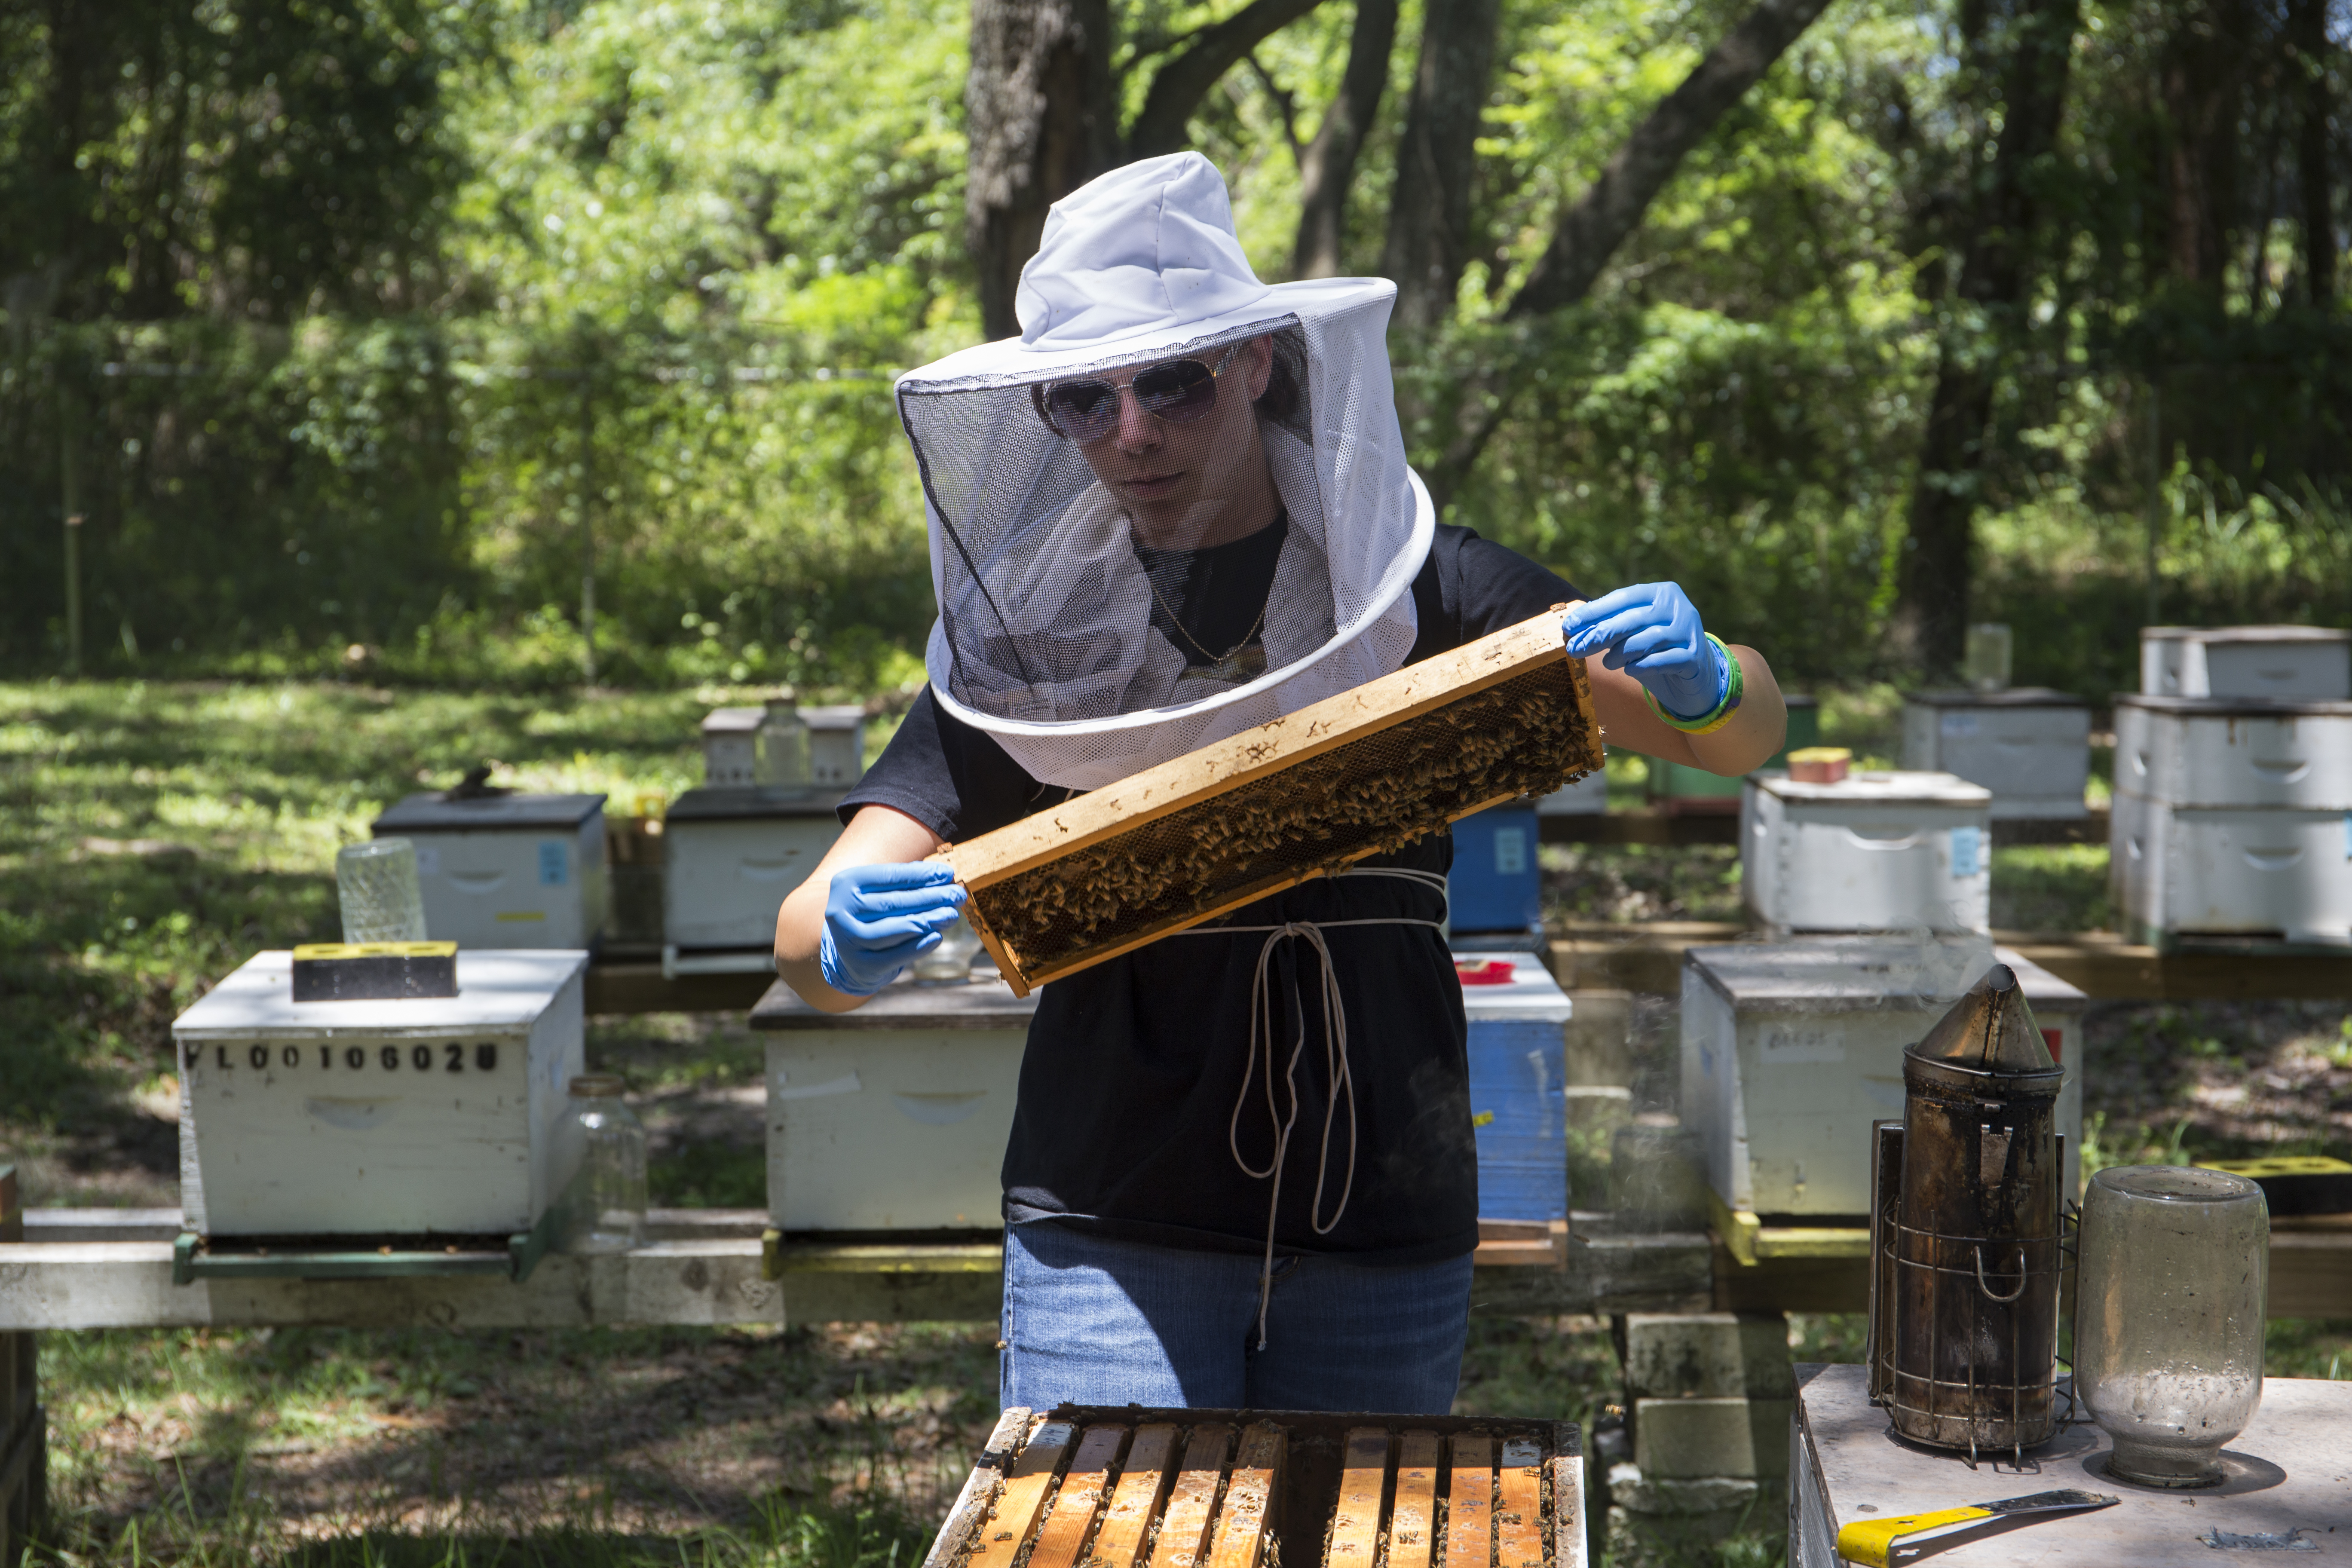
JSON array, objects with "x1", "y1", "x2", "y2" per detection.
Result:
[{"x1": 2, "y1": 0, "x2": 2347, "y2": 697}]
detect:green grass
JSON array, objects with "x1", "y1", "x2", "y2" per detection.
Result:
[
  {"x1": 0, "y1": 678, "x2": 741, "y2": 1207},
  {"x1": 5, "y1": 677, "x2": 2344, "y2": 1568},
  {"x1": 1988, "y1": 843, "x2": 2111, "y2": 931}
]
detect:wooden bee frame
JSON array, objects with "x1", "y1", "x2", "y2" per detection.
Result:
[
  {"x1": 924, "y1": 1406, "x2": 1588, "y2": 1568},
  {"x1": 937, "y1": 607, "x2": 1602, "y2": 997}
]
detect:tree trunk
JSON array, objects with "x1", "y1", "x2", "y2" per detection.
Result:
[
  {"x1": 1505, "y1": 0, "x2": 1836, "y2": 319},
  {"x1": 1892, "y1": 0, "x2": 2082, "y2": 676},
  {"x1": 2158, "y1": 0, "x2": 2249, "y2": 292},
  {"x1": 1381, "y1": 0, "x2": 1502, "y2": 334},
  {"x1": 965, "y1": 0, "x2": 1117, "y2": 342},
  {"x1": 1292, "y1": 0, "x2": 1400, "y2": 279},
  {"x1": 1127, "y1": 0, "x2": 1330, "y2": 161},
  {"x1": 1417, "y1": 0, "x2": 1838, "y2": 507},
  {"x1": 2292, "y1": 0, "x2": 2334, "y2": 306}
]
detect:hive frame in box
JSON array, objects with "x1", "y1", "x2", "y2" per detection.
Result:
[
  {"x1": 924, "y1": 1404, "x2": 1586, "y2": 1568},
  {"x1": 938, "y1": 609, "x2": 1602, "y2": 997}
]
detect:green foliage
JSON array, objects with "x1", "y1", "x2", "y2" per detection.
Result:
[{"x1": 4, "y1": 0, "x2": 2350, "y2": 692}]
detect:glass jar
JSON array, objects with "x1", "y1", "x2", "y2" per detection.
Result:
[
  {"x1": 1963, "y1": 622, "x2": 2013, "y2": 692},
  {"x1": 2074, "y1": 1164, "x2": 2268, "y2": 1487},
  {"x1": 756, "y1": 696, "x2": 812, "y2": 788},
  {"x1": 555, "y1": 1074, "x2": 648, "y2": 1254},
  {"x1": 911, "y1": 912, "x2": 984, "y2": 983},
  {"x1": 336, "y1": 838, "x2": 429, "y2": 943}
]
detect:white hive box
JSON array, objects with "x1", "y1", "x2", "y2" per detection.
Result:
[
  {"x1": 1740, "y1": 771, "x2": 1992, "y2": 935},
  {"x1": 173, "y1": 949, "x2": 587, "y2": 1237},
  {"x1": 701, "y1": 706, "x2": 764, "y2": 787},
  {"x1": 753, "y1": 971, "x2": 1034, "y2": 1232},
  {"x1": 1536, "y1": 766, "x2": 1609, "y2": 815},
  {"x1": 2113, "y1": 695, "x2": 2352, "y2": 810},
  {"x1": 662, "y1": 786, "x2": 847, "y2": 953},
  {"x1": 799, "y1": 704, "x2": 868, "y2": 788},
  {"x1": 373, "y1": 793, "x2": 607, "y2": 950},
  {"x1": 1681, "y1": 940, "x2": 2084, "y2": 1219},
  {"x1": 1899, "y1": 689, "x2": 2090, "y2": 818},
  {"x1": 2140, "y1": 625, "x2": 2351, "y2": 701},
  {"x1": 2110, "y1": 789, "x2": 2352, "y2": 946},
  {"x1": 749, "y1": 951, "x2": 1569, "y2": 1234}
]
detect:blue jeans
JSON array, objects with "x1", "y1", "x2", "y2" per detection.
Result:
[{"x1": 999, "y1": 1220, "x2": 1474, "y2": 1414}]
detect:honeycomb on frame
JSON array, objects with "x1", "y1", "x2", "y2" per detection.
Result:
[{"x1": 937, "y1": 607, "x2": 1602, "y2": 996}]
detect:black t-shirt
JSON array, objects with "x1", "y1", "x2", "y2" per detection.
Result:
[{"x1": 842, "y1": 524, "x2": 1581, "y2": 1265}]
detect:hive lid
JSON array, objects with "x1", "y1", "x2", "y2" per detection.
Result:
[
  {"x1": 374, "y1": 792, "x2": 606, "y2": 832},
  {"x1": 701, "y1": 705, "x2": 765, "y2": 736},
  {"x1": 2114, "y1": 692, "x2": 2352, "y2": 718},
  {"x1": 1452, "y1": 950, "x2": 1572, "y2": 1023},
  {"x1": 1754, "y1": 769, "x2": 1992, "y2": 806},
  {"x1": 2141, "y1": 625, "x2": 2351, "y2": 645},
  {"x1": 1905, "y1": 687, "x2": 2088, "y2": 710},
  {"x1": 667, "y1": 785, "x2": 849, "y2": 823},
  {"x1": 1905, "y1": 962, "x2": 2055, "y2": 1075},
  {"x1": 174, "y1": 949, "x2": 588, "y2": 1035},
  {"x1": 798, "y1": 704, "x2": 866, "y2": 732},
  {"x1": 1690, "y1": 940, "x2": 2084, "y2": 1013}
]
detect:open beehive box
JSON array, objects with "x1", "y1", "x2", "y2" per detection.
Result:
[
  {"x1": 940, "y1": 608, "x2": 1602, "y2": 996},
  {"x1": 924, "y1": 1406, "x2": 1587, "y2": 1568}
]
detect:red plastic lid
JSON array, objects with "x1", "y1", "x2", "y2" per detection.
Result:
[{"x1": 1455, "y1": 959, "x2": 1516, "y2": 986}]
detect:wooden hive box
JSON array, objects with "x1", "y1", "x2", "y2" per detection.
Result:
[
  {"x1": 926, "y1": 1406, "x2": 1587, "y2": 1568},
  {"x1": 940, "y1": 608, "x2": 1602, "y2": 996}
]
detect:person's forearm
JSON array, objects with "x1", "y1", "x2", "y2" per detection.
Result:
[
  {"x1": 775, "y1": 878, "x2": 868, "y2": 1014},
  {"x1": 1584, "y1": 643, "x2": 1786, "y2": 775},
  {"x1": 775, "y1": 802, "x2": 952, "y2": 1013},
  {"x1": 1684, "y1": 644, "x2": 1786, "y2": 775}
]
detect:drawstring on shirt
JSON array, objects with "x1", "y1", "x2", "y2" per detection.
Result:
[{"x1": 1170, "y1": 867, "x2": 1450, "y2": 1349}]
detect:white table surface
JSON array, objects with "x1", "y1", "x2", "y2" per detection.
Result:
[{"x1": 1795, "y1": 1362, "x2": 2352, "y2": 1565}]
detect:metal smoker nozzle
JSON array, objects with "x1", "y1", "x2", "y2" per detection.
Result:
[{"x1": 1906, "y1": 962, "x2": 2055, "y2": 1075}]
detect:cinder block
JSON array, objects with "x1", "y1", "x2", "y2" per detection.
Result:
[
  {"x1": 1604, "y1": 1466, "x2": 1784, "y2": 1568},
  {"x1": 1622, "y1": 1311, "x2": 1793, "y2": 1400},
  {"x1": 1565, "y1": 1084, "x2": 1632, "y2": 1133},
  {"x1": 1604, "y1": 1464, "x2": 1765, "y2": 1516},
  {"x1": 1564, "y1": 989, "x2": 1633, "y2": 1085},
  {"x1": 1610, "y1": 1124, "x2": 1709, "y2": 1228},
  {"x1": 1632, "y1": 1396, "x2": 1793, "y2": 1479}
]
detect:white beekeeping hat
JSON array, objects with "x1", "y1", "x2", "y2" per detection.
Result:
[{"x1": 896, "y1": 152, "x2": 1433, "y2": 789}]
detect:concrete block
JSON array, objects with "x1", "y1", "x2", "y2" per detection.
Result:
[
  {"x1": 1610, "y1": 1124, "x2": 1709, "y2": 1229},
  {"x1": 1623, "y1": 1311, "x2": 1794, "y2": 1400},
  {"x1": 1604, "y1": 1467, "x2": 1785, "y2": 1568},
  {"x1": 1605, "y1": 1464, "x2": 1766, "y2": 1517},
  {"x1": 1632, "y1": 1397, "x2": 1793, "y2": 1479},
  {"x1": 1564, "y1": 989, "x2": 1633, "y2": 1085}
]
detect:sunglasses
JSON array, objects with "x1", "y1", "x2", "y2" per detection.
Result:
[{"x1": 1036, "y1": 344, "x2": 1243, "y2": 442}]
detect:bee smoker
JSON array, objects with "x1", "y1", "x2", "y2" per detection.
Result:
[{"x1": 1867, "y1": 964, "x2": 2066, "y2": 1463}]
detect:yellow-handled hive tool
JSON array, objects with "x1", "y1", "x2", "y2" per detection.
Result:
[{"x1": 1834, "y1": 1488, "x2": 2118, "y2": 1565}]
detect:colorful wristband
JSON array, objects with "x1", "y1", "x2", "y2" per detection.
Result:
[{"x1": 1642, "y1": 634, "x2": 1743, "y2": 735}]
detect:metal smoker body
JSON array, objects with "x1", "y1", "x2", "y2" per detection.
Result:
[{"x1": 1868, "y1": 964, "x2": 2065, "y2": 1461}]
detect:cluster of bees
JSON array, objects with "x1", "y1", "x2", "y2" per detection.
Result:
[{"x1": 974, "y1": 666, "x2": 1599, "y2": 967}]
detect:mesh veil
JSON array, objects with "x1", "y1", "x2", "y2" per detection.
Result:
[{"x1": 898, "y1": 283, "x2": 1431, "y2": 790}]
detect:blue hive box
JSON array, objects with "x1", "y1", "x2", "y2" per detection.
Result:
[
  {"x1": 1458, "y1": 951, "x2": 1572, "y2": 1222},
  {"x1": 1449, "y1": 803, "x2": 1543, "y2": 935}
]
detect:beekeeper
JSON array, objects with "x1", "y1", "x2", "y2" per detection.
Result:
[{"x1": 776, "y1": 153, "x2": 1785, "y2": 1414}]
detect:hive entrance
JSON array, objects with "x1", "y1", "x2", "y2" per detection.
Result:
[{"x1": 941, "y1": 609, "x2": 1602, "y2": 995}]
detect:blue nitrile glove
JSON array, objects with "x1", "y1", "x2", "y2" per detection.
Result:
[
  {"x1": 818, "y1": 862, "x2": 969, "y2": 997},
  {"x1": 1562, "y1": 583, "x2": 1730, "y2": 723}
]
